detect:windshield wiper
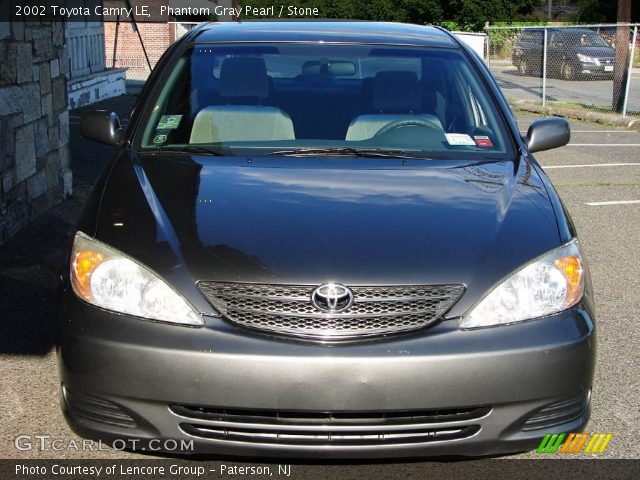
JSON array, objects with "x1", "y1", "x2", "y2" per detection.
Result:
[
  {"x1": 147, "y1": 145, "x2": 228, "y2": 156},
  {"x1": 265, "y1": 147, "x2": 434, "y2": 159}
]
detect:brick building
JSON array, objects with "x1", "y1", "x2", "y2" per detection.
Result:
[
  {"x1": 103, "y1": 0, "x2": 216, "y2": 81},
  {"x1": 104, "y1": 10, "x2": 176, "y2": 79}
]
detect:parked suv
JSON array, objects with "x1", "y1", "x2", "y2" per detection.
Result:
[
  {"x1": 60, "y1": 21, "x2": 594, "y2": 458},
  {"x1": 513, "y1": 28, "x2": 616, "y2": 80}
]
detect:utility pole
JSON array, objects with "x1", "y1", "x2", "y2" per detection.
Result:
[
  {"x1": 216, "y1": 0, "x2": 236, "y2": 21},
  {"x1": 548, "y1": 0, "x2": 552, "y2": 20},
  {"x1": 613, "y1": 0, "x2": 631, "y2": 112}
]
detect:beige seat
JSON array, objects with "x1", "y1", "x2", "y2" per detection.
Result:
[
  {"x1": 346, "y1": 71, "x2": 443, "y2": 141},
  {"x1": 190, "y1": 57, "x2": 295, "y2": 144}
]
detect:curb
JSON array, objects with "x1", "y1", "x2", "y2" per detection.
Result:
[{"x1": 509, "y1": 99, "x2": 640, "y2": 131}]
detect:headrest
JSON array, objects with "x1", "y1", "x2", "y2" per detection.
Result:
[
  {"x1": 219, "y1": 57, "x2": 269, "y2": 98},
  {"x1": 372, "y1": 71, "x2": 421, "y2": 113}
]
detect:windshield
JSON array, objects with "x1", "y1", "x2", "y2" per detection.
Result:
[
  {"x1": 140, "y1": 43, "x2": 513, "y2": 159},
  {"x1": 576, "y1": 32, "x2": 611, "y2": 47}
]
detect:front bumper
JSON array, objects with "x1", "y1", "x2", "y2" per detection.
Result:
[
  {"x1": 578, "y1": 62, "x2": 615, "y2": 76},
  {"x1": 57, "y1": 292, "x2": 595, "y2": 458}
]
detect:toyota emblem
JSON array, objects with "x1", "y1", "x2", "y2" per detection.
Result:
[{"x1": 311, "y1": 283, "x2": 354, "y2": 313}]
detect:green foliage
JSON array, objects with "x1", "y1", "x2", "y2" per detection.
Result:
[
  {"x1": 575, "y1": 0, "x2": 617, "y2": 24},
  {"x1": 442, "y1": 0, "x2": 544, "y2": 31},
  {"x1": 486, "y1": 21, "x2": 548, "y2": 59},
  {"x1": 575, "y1": 0, "x2": 639, "y2": 23},
  {"x1": 239, "y1": 0, "x2": 545, "y2": 31}
]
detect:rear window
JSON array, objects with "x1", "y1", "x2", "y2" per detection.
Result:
[{"x1": 140, "y1": 43, "x2": 513, "y2": 159}]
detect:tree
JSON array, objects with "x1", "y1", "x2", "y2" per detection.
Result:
[
  {"x1": 441, "y1": 0, "x2": 544, "y2": 31},
  {"x1": 576, "y1": 0, "x2": 638, "y2": 23},
  {"x1": 239, "y1": 0, "x2": 544, "y2": 30},
  {"x1": 575, "y1": 0, "x2": 617, "y2": 23},
  {"x1": 613, "y1": 0, "x2": 632, "y2": 113}
]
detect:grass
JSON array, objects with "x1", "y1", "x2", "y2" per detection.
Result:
[
  {"x1": 509, "y1": 97, "x2": 640, "y2": 121},
  {"x1": 546, "y1": 101, "x2": 618, "y2": 114},
  {"x1": 555, "y1": 182, "x2": 639, "y2": 188}
]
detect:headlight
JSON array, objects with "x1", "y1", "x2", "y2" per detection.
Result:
[
  {"x1": 576, "y1": 53, "x2": 599, "y2": 65},
  {"x1": 70, "y1": 231, "x2": 202, "y2": 326},
  {"x1": 461, "y1": 241, "x2": 585, "y2": 329}
]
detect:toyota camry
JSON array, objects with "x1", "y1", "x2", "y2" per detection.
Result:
[{"x1": 58, "y1": 21, "x2": 595, "y2": 458}]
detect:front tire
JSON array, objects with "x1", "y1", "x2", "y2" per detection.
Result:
[
  {"x1": 518, "y1": 58, "x2": 530, "y2": 76},
  {"x1": 561, "y1": 61, "x2": 576, "y2": 81}
]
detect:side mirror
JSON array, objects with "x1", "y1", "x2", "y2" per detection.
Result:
[
  {"x1": 80, "y1": 110, "x2": 123, "y2": 145},
  {"x1": 525, "y1": 118, "x2": 570, "y2": 153}
]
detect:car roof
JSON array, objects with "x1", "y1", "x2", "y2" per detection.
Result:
[
  {"x1": 189, "y1": 21, "x2": 459, "y2": 48},
  {"x1": 522, "y1": 27, "x2": 600, "y2": 36},
  {"x1": 562, "y1": 28, "x2": 601, "y2": 36}
]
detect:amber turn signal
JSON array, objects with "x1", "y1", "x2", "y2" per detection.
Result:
[
  {"x1": 71, "y1": 250, "x2": 105, "y2": 300},
  {"x1": 554, "y1": 255, "x2": 584, "y2": 307}
]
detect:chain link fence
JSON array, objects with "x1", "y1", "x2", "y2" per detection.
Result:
[
  {"x1": 485, "y1": 24, "x2": 640, "y2": 117},
  {"x1": 100, "y1": 20, "x2": 639, "y2": 117}
]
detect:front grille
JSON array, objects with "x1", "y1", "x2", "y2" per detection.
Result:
[
  {"x1": 63, "y1": 387, "x2": 137, "y2": 429},
  {"x1": 198, "y1": 282, "x2": 464, "y2": 339},
  {"x1": 171, "y1": 405, "x2": 489, "y2": 446},
  {"x1": 522, "y1": 393, "x2": 590, "y2": 431}
]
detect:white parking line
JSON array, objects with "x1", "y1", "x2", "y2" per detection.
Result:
[
  {"x1": 566, "y1": 144, "x2": 640, "y2": 147},
  {"x1": 586, "y1": 200, "x2": 640, "y2": 206},
  {"x1": 543, "y1": 163, "x2": 640, "y2": 169},
  {"x1": 521, "y1": 131, "x2": 638, "y2": 135},
  {"x1": 571, "y1": 130, "x2": 639, "y2": 133}
]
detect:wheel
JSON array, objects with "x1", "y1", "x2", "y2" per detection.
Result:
[
  {"x1": 518, "y1": 58, "x2": 529, "y2": 76},
  {"x1": 561, "y1": 60, "x2": 575, "y2": 81}
]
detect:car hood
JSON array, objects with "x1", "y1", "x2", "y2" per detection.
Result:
[
  {"x1": 574, "y1": 46, "x2": 615, "y2": 58},
  {"x1": 95, "y1": 153, "x2": 562, "y2": 317}
]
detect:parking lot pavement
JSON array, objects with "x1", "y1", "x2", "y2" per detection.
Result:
[
  {"x1": 513, "y1": 115, "x2": 640, "y2": 460},
  {"x1": 0, "y1": 96, "x2": 638, "y2": 462},
  {"x1": 490, "y1": 63, "x2": 640, "y2": 113}
]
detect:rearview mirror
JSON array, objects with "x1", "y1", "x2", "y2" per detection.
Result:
[
  {"x1": 80, "y1": 110, "x2": 123, "y2": 145},
  {"x1": 525, "y1": 118, "x2": 570, "y2": 153},
  {"x1": 302, "y1": 60, "x2": 356, "y2": 76}
]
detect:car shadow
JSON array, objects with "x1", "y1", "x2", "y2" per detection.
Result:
[
  {"x1": 121, "y1": 444, "x2": 530, "y2": 462},
  {"x1": 496, "y1": 67, "x2": 614, "y2": 84},
  {"x1": 489, "y1": 69, "x2": 562, "y2": 103},
  {"x1": 0, "y1": 207, "x2": 79, "y2": 355},
  {"x1": 0, "y1": 95, "x2": 137, "y2": 356}
]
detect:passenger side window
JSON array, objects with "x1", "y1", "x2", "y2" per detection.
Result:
[{"x1": 550, "y1": 33, "x2": 564, "y2": 48}]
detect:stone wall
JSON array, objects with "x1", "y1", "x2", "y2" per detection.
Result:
[{"x1": 0, "y1": 21, "x2": 72, "y2": 245}]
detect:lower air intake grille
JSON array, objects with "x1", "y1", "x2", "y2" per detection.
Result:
[
  {"x1": 63, "y1": 387, "x2": 137, "y2": 429},
  {"x1": 171, "y1": 405, "x2": 489, "y2": 446},
  {"x1": 523, "y1": 392, "x2": 590, "y2": 431},
  {"x1": 197, "y1": 282, "x2": 464, "y2": 339}
]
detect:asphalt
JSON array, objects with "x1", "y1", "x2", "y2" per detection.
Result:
[
  {"x1": 490, "y1": 62, "x2": 640, "y2": 114},
  {"x1": 0, "y1": 96, "x2": 639, "y2": 466}
]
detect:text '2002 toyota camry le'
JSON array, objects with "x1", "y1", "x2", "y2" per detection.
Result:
[{"x1": 59, "y1": 21, "x2": 595, "y2": 458}]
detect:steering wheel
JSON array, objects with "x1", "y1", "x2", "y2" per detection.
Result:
[{"x1": 373, "y1": 118, "x2": 442, "y2": 138}]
